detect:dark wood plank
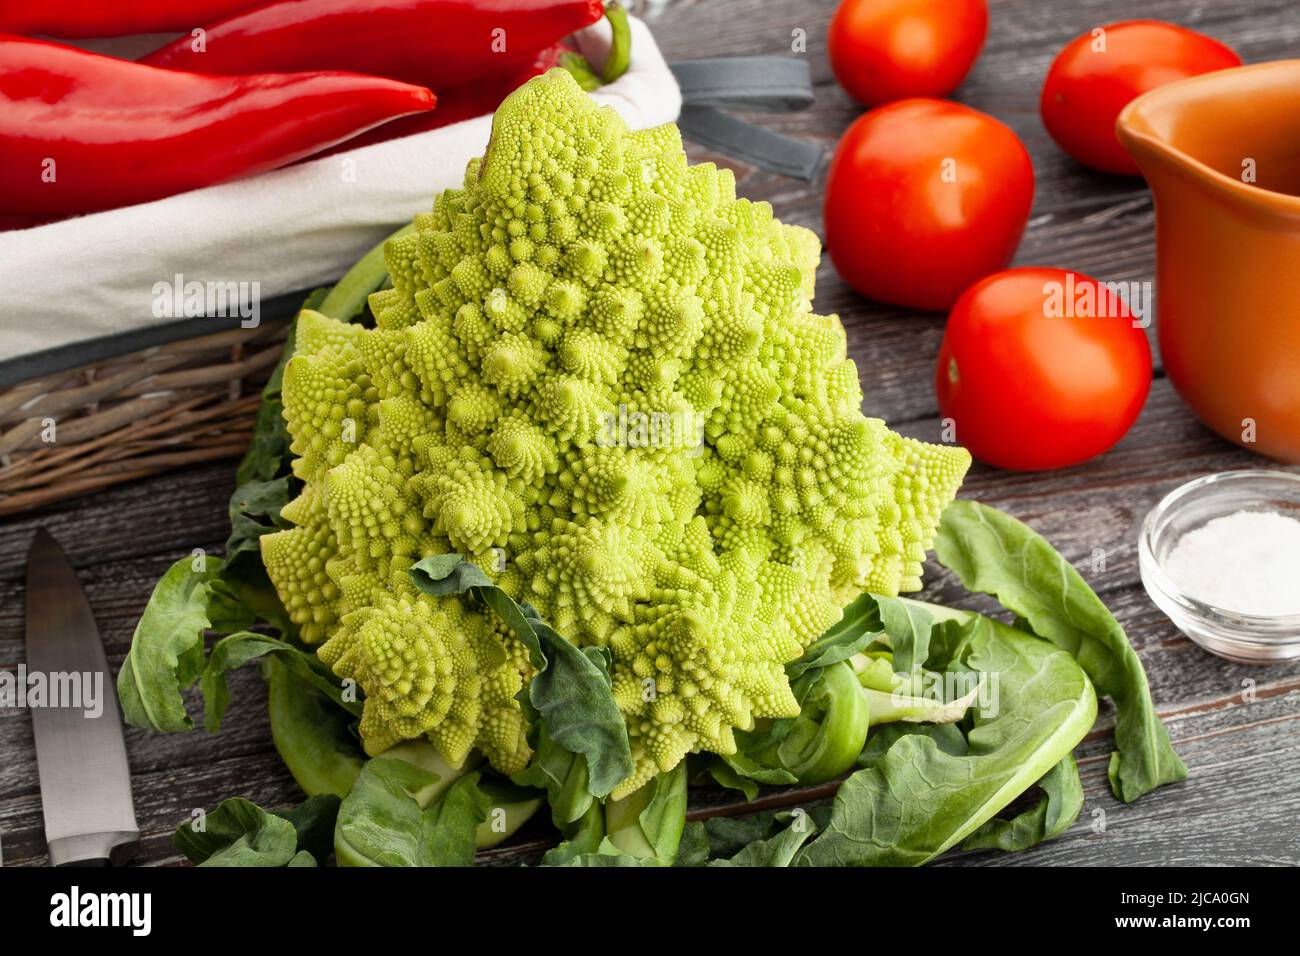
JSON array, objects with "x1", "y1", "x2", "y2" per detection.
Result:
[{"x1": 0, "y1": 463, "x2": 235, "y2": 582}]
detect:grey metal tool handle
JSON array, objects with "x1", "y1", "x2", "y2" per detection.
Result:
[
  {"x1": 670, "y1": 57, "x2": 826, "y2": 182},
  {"x1": 49, "y1": 831, "x2": 139, "y2": 867}
]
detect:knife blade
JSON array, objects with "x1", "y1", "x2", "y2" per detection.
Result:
[{"x1": 25, "y1": 528, "x2": 139, "y2": 866}]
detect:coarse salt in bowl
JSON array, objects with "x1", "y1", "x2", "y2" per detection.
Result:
[{"x1": 1140, "y1": 470, "x2": 1300, "y2": 663}]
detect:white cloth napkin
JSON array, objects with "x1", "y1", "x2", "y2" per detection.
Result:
[{"x1": 0, "y1": 17, "x2": 680, "y2": 370}]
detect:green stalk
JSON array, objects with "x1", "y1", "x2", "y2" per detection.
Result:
[
  {"x1": 601, "y1": 2, "x2": 632, "y2": 84},
  {"x1": 761, "y1": 661, "x2": 871, "y2": 785},
  {"x1": 559, "y1": 52, "x2": 603, "y2": 92},
  {"x1": 851, "y1": 653, "x2": 898, "y2": 693},
  {"x1": 604, "y1": 781, "x2": 659, "y2": 858},
  {"x1": 476, "y1": 797, "x2": 546, "y2": 849},
  {"x1": 266, "y1": 657, "x2": 364, "y2": 800},
  {"x1": 604, "y1": 764, "x2": 688, "y2": 863},
  {"x1": 558, "y1": 2, "x2": 633, "y2": 91},
  {"x1": 861, "y1": 683, "x2": 981, "y2": 726}
]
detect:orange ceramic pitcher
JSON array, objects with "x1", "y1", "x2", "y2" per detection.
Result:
[{"x1": 1117, "y1": 61, "x2": 1300, "y2": 463}]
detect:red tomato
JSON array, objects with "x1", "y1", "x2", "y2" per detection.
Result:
[
  {"x1": 825, "y1": 98, "x2": 1034, "y2": 312},
  {"x1": 1041, "y1": 20, "x2": 1241, "y2": 175},
  {"x1": 935, "y1": 268, "x2": 1152, "y2": 471},
  {"x1": 829, "y1": 0, "x2": 988, "y2": 106}
]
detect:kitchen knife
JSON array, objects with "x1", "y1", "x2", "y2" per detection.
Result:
[{"x1": 25, "y1": 528, "x2": 139, "y2": 866}]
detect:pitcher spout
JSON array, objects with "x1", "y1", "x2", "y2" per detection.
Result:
[{"x1": 1117, "y1": 59, "x2": 1300, "y2": 215}]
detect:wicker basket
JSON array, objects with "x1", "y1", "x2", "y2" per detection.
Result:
[{"x1": 0, "y1": 320, "x2": 290, "y2": 517}]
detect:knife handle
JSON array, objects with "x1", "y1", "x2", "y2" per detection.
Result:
[{"x1": 48, "y1": 832, "x2": 139, "y2": 867}]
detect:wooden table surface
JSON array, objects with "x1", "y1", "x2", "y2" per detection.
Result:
[{"x1": 3, "y1": 0, "x2": 1299, "y2": 867}]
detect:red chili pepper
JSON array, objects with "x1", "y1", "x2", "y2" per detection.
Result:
[
  {"x1": 0, "y1": 212, "x2": 51, "y2": 231},
  {"x1": 419, "y1": 62, "x2": 551, "y2": 126},
  {"x1": 0, "y1": 35, "x2": 435, "y2": 216},
  {"x1": 302, "y1": 2, "x2": 628, "y2": 160},
  {"x1": 0, "y1": 1, "x2": 261, "y2": 37},
  {"x1": 141, "y1": 0, "x2": 605, "y2": 90},
  {"x1": 311, "y1": 43, "x2": 572, "y2": 158}
]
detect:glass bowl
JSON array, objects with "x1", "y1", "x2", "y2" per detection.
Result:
[{"x1": 1139, "y1": 470, "x2": 1300, "y2": 664}]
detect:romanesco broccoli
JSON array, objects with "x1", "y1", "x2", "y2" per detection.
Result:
[{"x1": 261, "y1": 69, "x2": 970, "y2": 797}]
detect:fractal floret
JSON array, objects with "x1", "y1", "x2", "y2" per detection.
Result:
[{"x1": 261, "y1": 69, "x2": 970, "y2": 797}]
